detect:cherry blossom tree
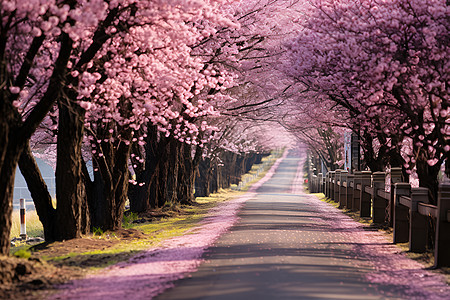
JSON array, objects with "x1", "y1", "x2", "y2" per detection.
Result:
[
  {"x1": 127, "y1": 0, "x2": 301, "y2": 211},
  {"x1": 77, "y1": 0, "x2": 240, "y2": 228},
  {"x1": 285, "y1": 0, "x2": 449, "y2": 202},
  {"x1": 1, "y1": 0, "x2": 242, "y2": 252},
  {"x1": 0, "y1": 0, "x2": 114, "y2": 254}
]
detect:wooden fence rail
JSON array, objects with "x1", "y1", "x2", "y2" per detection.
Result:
[{"x1": 308, "y1": 168, "x2": 450, "y2": 268}]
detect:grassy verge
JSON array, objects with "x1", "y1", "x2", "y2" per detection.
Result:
[{"x1": 10, "y1": 189, "x2": 247, "y2": 269}]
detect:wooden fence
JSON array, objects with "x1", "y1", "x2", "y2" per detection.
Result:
[{"x1": 308, "y1": 168, "x2": 450, "y2": 268}]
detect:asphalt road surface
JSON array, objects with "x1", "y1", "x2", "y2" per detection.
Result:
[{"x1": 156, "y1": 151, "x2": 447, "y2": 300}]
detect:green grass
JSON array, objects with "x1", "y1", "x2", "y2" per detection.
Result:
[
  {"x1": 122, "y1": 212, "x2": 139, "y2": 228},
  {"x1": 10, "y1": 209, "x2": 44, "y2": 238},
  {"x1": 13, "y1": 248, "x2": 32, "y2": 259},
  {"x1": 42, "y1": 189, "x2": 246, "y2": 270}
]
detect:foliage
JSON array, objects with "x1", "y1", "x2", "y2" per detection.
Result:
[
  {"x1": 13, "y1": 249, "x2": 31, "y2": 259},
  {"x1": 122, "y1": 212, "x2": 139, "y2": 229},
  {"x1": 92, "y1": 227, "x2": 104, "y2": 237}
]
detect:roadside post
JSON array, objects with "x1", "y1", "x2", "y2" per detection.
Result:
[{"x1": 20, "y1": 198, "x2": 27, "y2": 240}]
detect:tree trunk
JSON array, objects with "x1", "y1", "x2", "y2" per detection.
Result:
[
  {"x1": 129, "y1": 128, "x2": 156, "y2": 212},
  {"x1": 149, "y1": 167, "x2": 160, "y2": 208},
  {"x1": 234, "y1": 154, "x2": 246, "y2": 184},
  {"x1": 177, "y1": 143, "x2": 192, "y2": 204},
  {"x1": 129, "y1": 126, "x2": 168, "y2": 212},
  {"x1": 18, "y1": 143, "x2": 58, "y2": 240},
  {"x1": 55, "y1": 98, "x2": 86, "y2": 240},
  {"x1": 416, "y1": 148, "x2": 440, "y2": 205},
  {"x1": 91, "y1": 162, "x2": 112, "y2": 229},
  {"x1": 91, "y1": 127, "x2": 131, "y2": 230},
  {"x1": 110, "y1": 135, "x2": 131, "y2": 229},
  {"x1": 195, "y1": 157, "x2": 212, "y2": 197},
  {"x1": 360, "y1": 130, "x2": 385, "y2": 172},
  {"x1": 0, "y1": 98, "x2": 22, "y2": 254},
  {"x1": 177, "y1": 142, "x2": 201, "y2": 204},
  {"x1": 157, "y1": 136, "x2": 170, "y2": 206},
  {"x1": 210, "y1": 159, "x2": 219, "y2": 194},
  {"x1": 166, "y1": 137, "x2": 180, "y2": 204},
  {"x1": 245, "y1": 152, "x2": 257, "y2": 173},
  {"x1": 0, "y1": 140, "x2": 20, "y2": 254}
]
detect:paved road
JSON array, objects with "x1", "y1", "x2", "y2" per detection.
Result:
[{"x1": 156, "y1": 151, "x2": 447, "y2": 300}]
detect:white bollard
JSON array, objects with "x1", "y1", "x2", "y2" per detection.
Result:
[{"x1": 19, "y1": 198, "x2": 27, "y2": 240}]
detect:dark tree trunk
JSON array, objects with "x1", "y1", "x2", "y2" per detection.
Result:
[
  {"x1": 416, "y1": 148, "x2": 440, "y2": 205},
  {"x1": 129, "y1": 126, "x2": 160, "y2": 212},
  {"x1": 90, "y1": 127, "x2": 131, "y2": 230},
  {"x1": 129, "y1": 126, "x2": 177, "y2": 211},
  {"x1": 360, "y1": 130, "x2": 385, "y2": 172},
  {"x1": 149, "y1": 168, "x2": 160, "y2": 208},
  {"x1": 218, "y1": 151, "x2": 228, "y2": 189},
  {"x1": 91, "y1": 161, "x2": 111, "y2": 229},
  {"x1": 245, "y1": 152, "x2": 257, "y2": 173},
  {"x1": 222, "y1": 152, "x2": 237, "y2": 187},
  {"x1": 209, "y1": 159, "x2": 219, "y2": 194},
  {"x1": 154, "y1": 135, "x2": 181, "y2": 207},
  {"x1": 255, "y1": 153, "x2": 264, "y2": 165},
  {"x1": 233, "y1": 154, "x2": 246, "y2": 184},
  {"x1": 166, "y1": 137, "x2": 180, "y2": 204},
  {"x1": 195, "y1": 157, "x2": 212, "y2": 197},
  {"x1": 111, "y1": 135, "x2": 131, "y2": 229},
  {"x1": 0, "y1": 133, "x2": 21, "y2": 254},
  {"x1": 158, "y1": 158, "x2": 170, "y2": 206},
  {"x1": 0, "y1": 97, "x2": 22, "y2": 254},
  {"x1": 176, "y1": 142, "x2": 202, "y2": 204},
  {"x1": 18, "y1": 143, "x2": 58, "y2": 240},
  {"x1": 55, "y1": 98, "x2": 87, "y2": 240},
  {"x1": 177, "y1": 143, "x2": 193, "y2": 204}
]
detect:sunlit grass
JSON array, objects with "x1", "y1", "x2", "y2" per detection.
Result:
[
  {"x1": 10, "y1": 209, "x2": 44, "y2": 238},
  {"x1": 44, "y1": 188, "x2": 246, "y2": 270}
]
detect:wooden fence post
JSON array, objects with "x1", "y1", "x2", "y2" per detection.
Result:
[
  {"x1": 360, "y1": 171, "x2": 372, "y2": 218},
  {"x1": 353, "y1": 171, "x2": 363, "y2": 211},
  {"x1": 393, "y1": 183, "x2": 410, "y2": 243},
  {"x1": 410, "y1": 187, "x2": 429, "y2": 253},
  {"x1": 435, "y1": 183, "x2": 450, "y2": 268},
  {"x1": 329, "y1": 171, "x2": 336, "y2": 201},
  {"x1": 334, "y1": 169, "x2": 342, "y2": 203},
  {"x1": 346, "y1": 174, "x2": 354, "y2": 211},
  {"x1": 372, "y1": 172, "x2": 387, "y2": 224},
  {"x1": 390, "y1": 167, "x2": 403, "y2": 227},
  {"x1": 339, "y1": 171, "x2": 348, "y2": 209},
  {"x1": 318, "y1": 173, "x2": 323, "y2": 193},
  {"x1": 312, "y1": 168, "x2": 317, "y2": 192}
]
